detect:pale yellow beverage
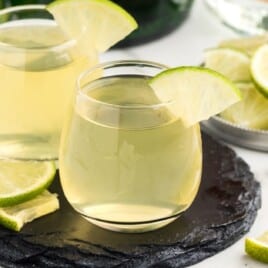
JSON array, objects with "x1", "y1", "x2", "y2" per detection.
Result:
[
  {"x1": 60, "y1": 64, "x2": 202, "y2": 232},
  {"x1": 0, "y1": 7, "x2": 95, "y2": 160}
]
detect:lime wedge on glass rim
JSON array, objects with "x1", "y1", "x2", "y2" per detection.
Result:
[
  {"x1": 245, "y1": 231, "x2": 268, "y2": 263},
  {"x1": 204, "y1": 47, "x2": 251, "y2": 82},
  {"x1": 0, "y1": 190, "x2": 59, "y2": 232},
  {"x1": 0, "y1": 160, "x2": 56, "y2": 207},
  {"x1": 149, "y1": 66, "x2": 241, "y2": 127},
  {"x1": 251, "y1": 44, "x2": 268, "y2": 98},
  {"x1": 47, "y1": 0, "x2": 138, "y2": 53}
]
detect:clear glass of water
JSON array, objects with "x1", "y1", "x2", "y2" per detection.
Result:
[
  {"x1": 204, "y1": 0, "x2": 268, "y2": 35},
  {"x1": 59, "y1": 60, "x2": 202, "y2": 233}
]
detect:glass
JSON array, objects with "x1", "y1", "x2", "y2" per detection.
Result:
[
  {"x1": 0, "y1": 5, "x2": 96, "y2": 160},
  {"x1": 59, "y1": 60, "x2": 202, "y2": 233},
  {"x1": 6, "y1": 0, "x2": 195, "y2": 47},
  {"x1": 204, "y1": 0, "x2": 268, "y2": 35}
]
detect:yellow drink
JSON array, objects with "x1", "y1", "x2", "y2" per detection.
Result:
[
  {"x1": 60, "y1": 72, "x2": 202, "y2": 232},
  {"x1": 0, "y1": 8, "x2": 95, "y2": 160}
]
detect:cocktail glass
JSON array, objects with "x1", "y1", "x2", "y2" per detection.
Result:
[{"x1": 59, "y1": 60, "x2": 202, "y2": 233}]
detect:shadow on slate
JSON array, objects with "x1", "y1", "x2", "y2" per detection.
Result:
[{"x1": 0, "y1": 133, "x2": 261, "y2": 268}]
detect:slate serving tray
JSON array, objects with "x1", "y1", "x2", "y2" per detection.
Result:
[{"x1": 0, "y1": 133, "x2": 261, "y2": 268}]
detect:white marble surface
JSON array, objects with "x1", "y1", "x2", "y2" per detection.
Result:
[{"x1": 102, "y1": 1, "x2": 268, "y2": 267}]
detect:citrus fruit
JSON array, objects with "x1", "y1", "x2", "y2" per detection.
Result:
[
  {"x1": 47, "y1": 0, "x2": 138, "y2": 53},
  {"x1": 220, "y1": 82, "x2": 268, "y2": 130},
  {"x1": 0, "y1": 160, "x2": 56, "y2": 207},
  {"x1": 0, "y1": 190, "x2": 59, "y2": 231},
  {"x1": 251, "y1": 44, "x2": 268, "y2": 98},
  {"x1": 245, "y1": 232, "x2": 268, "y2": 263},
  {"x1": 204, "y1": 48, "x2": 251, "y2": 82},
  {"x1": 149, "y1": 66, "x2": 241, "y2": 127},
  {"x1": 219, "y1": 34, "x2": 268, "y2": 56}
]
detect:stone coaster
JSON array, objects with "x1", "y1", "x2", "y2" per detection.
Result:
[{"x1": 0, "y1": 133, "x2": 261, "y2": 268}]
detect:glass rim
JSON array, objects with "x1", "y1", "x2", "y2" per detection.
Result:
[
  {"x1": 0, "y1": 4, "x2": 75, "y2": 52},
  {"x1": 76, "y1": 60, "x2": 172, "y2": 110}
]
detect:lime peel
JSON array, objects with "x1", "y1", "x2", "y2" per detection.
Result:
[
  {"x1": 245, "y1": 233, "x2": 268, "y2": 264},
  {"x1": 0, "y1": 161, "x2": 56, "y2": 207},
  {"x1": 47, "y1": 0, "x2": 138, "y2": 53},
  {"x1": 149, "y1": 66, "x2": 241, "y2": 127},
  {"x1": 250, "y1": 44, "x2": 268, "y2": 98},
  {"x1": 0, "y1": 191, "x2": 59, "y2": 231}
]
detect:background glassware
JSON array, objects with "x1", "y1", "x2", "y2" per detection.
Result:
[
  {"x1": 204, "y1": 0, "x2": 268, "y2": 35},
  {"x1": 5, "y1": 0, "x2": 195, "y2": 47},
  {"x1": 59, "y1": 60, "x2": 202, "y2": 233},
  {"x1": 0, "y1": 5, "x2": 95, "y2": 160}
]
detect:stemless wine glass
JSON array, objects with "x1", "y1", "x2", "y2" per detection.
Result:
[
  {"x1": 59, "y1": 60, "x2": 202, "y2": 233},
  {"x1": 0, "y1": 5, "x2": 96, "y2": 160}
]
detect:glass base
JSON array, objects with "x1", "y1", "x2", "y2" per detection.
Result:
[{"x1": 84, "y1": 216, "x2": 178, "y2": 233}]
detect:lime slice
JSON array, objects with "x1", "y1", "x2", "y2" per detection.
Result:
[
  {"x1": 149, "y1": 67, "x2": 241, "y2": 127},
  {"x1": 0, "y1": 160, "x2": 56, "y2": 207},
  {"x1": 251, "y1": 44, "x2": 268, "y2": 98},
  {"x1": 47, "y1": 0, "x2": 138, "y2": 53},
  {"x1": 245, "y1": 232, "x2": 268, "y2": 263},
  {"x1": 0, "y1": 190, "x2": 59, "y2": 231},
  {"x1": 221, "y1": 82, "x2": 268, "y2": 130},
  {"x1": 219, "y1": 34, "x2": 268, "y2": 56},
  {"x1": 204, "y1": 48, "x2": 251, "y2": 82}
]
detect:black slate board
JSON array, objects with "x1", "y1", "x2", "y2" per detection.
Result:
[{"x1": 0, "y1": 133, "x2": 261, "y2": 268}]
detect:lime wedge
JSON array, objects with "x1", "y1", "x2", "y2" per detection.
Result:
[
  {"x1": 251, "y1": 44, "x2": 268, "y2": 98},
  {"x1": 149, "y1": 67, "x2": 241, "y2": 127},
  {"x1": 204, "y1": 48, "x2": 251, "y2": 82},
  {"x1": 245, "y1": 232, "x2": 268, "y2": 263},
  {"x1": 219, "y1": 34, "x2": 268, "y2": 56},
  {"x1": 220, "y1": 82, "x2": 268, "y2": 130},
  {"x1": 47, "y1": 0, "x2": 137, "y2": 53},
  {"x1": 0, "y1": 160, "x2": 56, "y2": 207},
  {"x1": 0, "y1": 190, "x2": 59, "y2": 231}
]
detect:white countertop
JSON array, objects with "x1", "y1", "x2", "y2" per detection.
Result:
[{"x1": 103, "y1": 1, "x2": 268, "y2": 267}]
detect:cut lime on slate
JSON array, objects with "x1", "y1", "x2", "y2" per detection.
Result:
[
  {"x1": 245, "y1": 232, "x2": 268, "y2": 263},
  {"x1": 47, "y1": 0, "x2": 138, "y2": 53},
  {"x1": 204, "y1": 48, "x2": 251, "y2": 82},
  {"x1": 0, "y1": 160, "x2": 56, "y2": 207},
  {"x1": 251, "y1": 44, "x2": 268, "y2": 98},
  {"x1": 0, "y1": 190, "x2": 59, "y2": 232},
  {"x1": 149, "y1": 67, "x2": 241, "y2": 127}
]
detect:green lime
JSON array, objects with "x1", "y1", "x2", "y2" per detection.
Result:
[
  {"x1": 0, "y1": 160, "x2": 56, "y2": 207},
  {"x1": 47, "y1": 0, "x2": 138, "y2": 53},
  {"x1": 149, "y1": 66, "x2": 241, "y2": 127},
  {"x1": 251, "y1": 44, "x2": 268, "y2": 98},
  {"x1": 0, "y1": 190, "x2": 59, "y2": 231},
  {"x1": 245, "y1": 232, "x2": 268, "y2": 263},
  {"x1": 204, "y1": 47, "x2": 251, "y2": 82},
  {"x1": 220, "y1": 82, "x2": 268, "y2": 130}
]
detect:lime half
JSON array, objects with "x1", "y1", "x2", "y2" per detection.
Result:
[
  {"x1": 204, "y1": 48, "x2": 251, "y2": 82},
  {"x1": 0, "y1": 160, "x2": 56, "y2": 207},
  {"x1": 245, "y1": 232, "x2": 268, "y2": 263},
  {"x1": 149, "y1": 66, "x2": 241, "y2": 127},
  {"x1": 0, "y1": 190, "x2": 59, "y2": 231},
  {"x1": 251, "y1": 44, "x2": 268, "y2": 98},
  {"x1": 47, "y1": 0, "x2": 138, "y2": 53}
]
